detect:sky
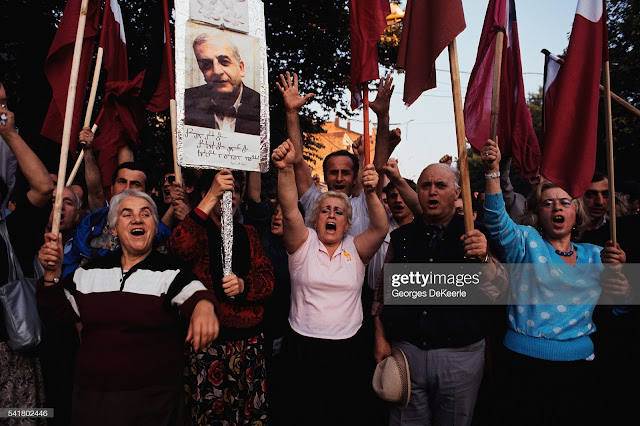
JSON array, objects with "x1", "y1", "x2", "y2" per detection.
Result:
[{"x1": 314, "y1": 0, "x2": 581, "y2": 182}]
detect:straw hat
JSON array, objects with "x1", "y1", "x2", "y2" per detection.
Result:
[{"x1": 372, "y1": 347, "x2": 411, "y2": 408}]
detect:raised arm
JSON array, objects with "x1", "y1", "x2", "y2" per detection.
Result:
[
  {"x1": 246, "y1": 170, "x2": 261, "y2": 203},
  {"x1": 482, "y1": 139, "x2": 501, "y2": 195},
  {"x1": 79, "y1": 127, "x2": 106, "y2": 211},
  {"x1": 354, "y1": 164, "x2": 388, "y2": 264},
  {"x1": 276, "y1": 72, "x2": 315, "y2": 198},
  {"x1": 272, "y1": 139, "x2": 308, "y2": 254},
  {"x1": 0, "y1": 104, "x2": 54, "y2": 208},
  {"x1": 383, "y1": 158, "x2": 421, "y2": 217},
  {"x1": 370, "y1": 75, "x2": 396, "y2": 178},
  {"x1": 350, "y1": 135, "x2": 365, "y2": 196}
]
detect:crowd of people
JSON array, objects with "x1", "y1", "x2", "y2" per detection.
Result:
[{"x1": 1, "y1": 67, "x2": 639, "y2": 426}]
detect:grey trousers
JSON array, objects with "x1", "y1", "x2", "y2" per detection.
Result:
[{"x1": 388, "y1": 339, "x2": 485, "y2": 426}]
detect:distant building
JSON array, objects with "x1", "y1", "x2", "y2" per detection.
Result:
[{"x1": 304, "y1": 117, "x2": 376, "y2": 190}]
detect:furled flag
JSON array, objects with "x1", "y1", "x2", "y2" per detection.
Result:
[
  {"x1": 541, "y1": 49, "x2": 563, "y2": 134},
  {"x1": 396, "y1": 0, "x2": 466, "y2": 107},
  {"x1": 463, "y1": 0, "x2": 540, "y2": 179},
  {"x1": 349, "y1": 0, "x2": 391, "y2": 110},
  {"x1": 94, "y1": 0, "x2": 146, "y2": 190},
  {"x1": 540, "y1": 0, "x2": 608, "y2": 198},
  {"x1": 100, "y1": 0, "x2": 128, "y2": 83},
  {"x1": 40, "y1": 0, "x2": 101, "y2": 155}
]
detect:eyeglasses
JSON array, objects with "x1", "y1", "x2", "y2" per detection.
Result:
[
  {"x1": 163, "y1": 175, "x2": 176, "y2": 185},
  {"x1": 541, "y1": 198, "x2": 573, "y2": 208}
]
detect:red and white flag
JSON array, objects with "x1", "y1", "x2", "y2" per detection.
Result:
[
  {"x1": 396, "y1": 0, "x2": 466, "y2": 107},
  {"x1": 464, "y1": 0, "x2": 540, "y2": 179},
  {"x1": 349, "y1": 0, "x2": 390, "y2": 110},
  {"x1": 541, "y1": 49, "x2": 563, "y2": 134},
  {"x1": 540, "y1": 0, "x2": 608, "y2": 198},
  {"x1": 40, "y1": 0, "x2": 101, "y2": 154},
  {"x1": 100, "y1": 0, "x2": 128, "y2": 83}
]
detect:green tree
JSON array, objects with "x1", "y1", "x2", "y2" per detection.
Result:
[{"x1": 601, "y1": 0, "x2": 640, "y2": 192}]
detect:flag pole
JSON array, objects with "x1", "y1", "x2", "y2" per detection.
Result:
[
  {"x1": 51, "y1": 0, "x2": 91, "y2": 239},
  {"x1": 599, "y1": 86, "x2": 640, "y2": 119},
  {"x1": 163, "y1": 0, "x2": 182, "y2": 184},
  {"x1": 602, "y1": 60, "x2": 617, "y2": 245},
  {"x1": 489, "y1": 32, "x2": 504, "y2": 141},
  {"x1": 448, "y1": 39, "x2": 474, "y2": 232},
  {"x1": 66, "y1": 41, "x2": 105, "y2": 187},
  {"x1": 362, "y1": 83, "x2": 371, "y2": 165}
]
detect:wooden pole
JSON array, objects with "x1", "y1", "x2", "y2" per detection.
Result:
[
  {"x1": 51, "y1": 0, "x2": 91, "y2": 238},
  {"x1": 599, "y1": 85, "x2": 640, "y2": 119},
  {"x1": 169, "y1": 99, "x2": 181, "y2": 182},
  {"x1": 448, "y1": 40, "x2": 474, "y2": 232},
  {"x1": 362, "y1": 83, "x2": 371, "y2": 165},
  {"x1": 489, "y1": 32, "x2": 504, "y2": 141},
  {"x1": 602, "y1": 61, "x2": 617, "y2": 245},
  {"x1": 65, "y1": 42, "x2": 105, "y2": 188}
]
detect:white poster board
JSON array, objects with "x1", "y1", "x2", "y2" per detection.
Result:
[{"x1": 175, "y1": 0, "x2": 269, "y2": 172}]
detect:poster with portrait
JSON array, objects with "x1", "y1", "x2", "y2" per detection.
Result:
[{"x1": 175, "y1": 0, "x2": 269, "y2": 172}]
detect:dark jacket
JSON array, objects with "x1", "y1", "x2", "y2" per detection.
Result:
[{"x1": 184, "y1": 83, "x2": 260, "y2": 135}]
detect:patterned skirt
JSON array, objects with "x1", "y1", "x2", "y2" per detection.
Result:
[
  {"x1": 0, "y1": 342, "x2": 46, "y2": 426},
  {"x1": 186, "y1": 333, "x2": 268, "y2": 426}
]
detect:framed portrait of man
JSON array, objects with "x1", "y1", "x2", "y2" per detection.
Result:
[{"x1": 175, "y1": 0, "x2": 269, "y2": 172}]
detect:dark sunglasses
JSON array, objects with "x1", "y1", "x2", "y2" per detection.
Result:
[{"x1": 163, "y1": 175, "x2": 176, "y2": 185}]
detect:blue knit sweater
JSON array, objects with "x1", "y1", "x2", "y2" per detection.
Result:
[{"x1": 484, "y1": 192, "x2": 603, "y2": 361}]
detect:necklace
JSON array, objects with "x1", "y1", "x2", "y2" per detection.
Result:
[{"x1": 555, "y1": 246, "x2": 574, "y2": 256}]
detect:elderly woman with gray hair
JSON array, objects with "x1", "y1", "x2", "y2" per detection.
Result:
[{"x1": 37, "y1": 189, "x2": 219, "y2": 425}]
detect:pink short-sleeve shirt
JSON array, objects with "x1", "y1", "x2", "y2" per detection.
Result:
[{"x1": 288, "y1": 228, "x2": 365, "y2": 339}]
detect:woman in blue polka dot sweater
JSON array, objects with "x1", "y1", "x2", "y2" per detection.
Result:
[{"x1": 480, "y1": 139, "x2": 631, "y2": 425}]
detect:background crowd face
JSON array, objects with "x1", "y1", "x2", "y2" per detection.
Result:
[
  {"x1": 270, "y1": 204, "x2": 284, "y2": 237},
  {"x1": 387, "y1": 188, "x2": 412, "y2": 223},
  {"x1": 537, "y1": 187, "x2": 577, "y2": 240},
  {"x1": 583, "y1": 178, "x2": 609, "y2": 221},
  {"x1": 417, "y1": 164, "x2": 460, "y2": 225},
  {"x1": 48, "y1": 187, "x2": 80, "y2": 232},
  {"x1": 162, "y1": 173, "x2": 176, "y2": 204},
  {"x1": 112, "y1": 169, "x2": 147, "y2": 196},
  {"x1": 323, "y1": 155, "x2": 357, "y2": 195},
  {"x1": 194, "y1": 38, "x2": 245, "y2": 101}
]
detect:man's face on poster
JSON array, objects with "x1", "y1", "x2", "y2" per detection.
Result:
[{"x1": 194, "y1": 39, "x2": 245, "y2": 101}]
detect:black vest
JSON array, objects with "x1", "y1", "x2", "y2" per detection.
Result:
[{"x1": 381, "y1": 214, "x2": 493, "y2": 349}]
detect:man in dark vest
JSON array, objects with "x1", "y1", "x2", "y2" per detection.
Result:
[{"x1": 372, "y1": 163, "x2": 507, "y2": 426}]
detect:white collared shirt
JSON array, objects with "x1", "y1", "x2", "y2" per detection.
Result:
[{"x1": 211, "y1": 85, "x2": 243, "y2": 132}]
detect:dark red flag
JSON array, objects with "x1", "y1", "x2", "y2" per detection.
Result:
[
  {"x1": 139, "y1": 0, "x2": 173, "y2": 112},
  {"x1": 100, "y1": 0, "x2": 128, "y2": 83},
  {"x1": 463, "y1": 0, "x2": 540, "y2": 179},
  {"x1": 349, "y1": 0, "x2": 391, "y2": 110},
  {"x1": 40, "y1": 0, "x2": 101, "y2": 155},
  {"x1": 540, "y1": 0, "x2": 607, "y2": 198},
  {"x1": 396, "y1": 0, "x2": 465, "y2": 107}
]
